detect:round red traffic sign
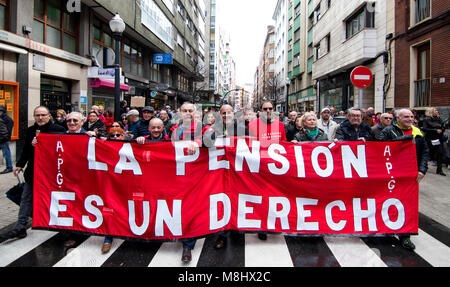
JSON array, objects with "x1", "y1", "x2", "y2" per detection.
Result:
[{"x1": 351, "y1": 66, "x2": 373, "y2": 89}]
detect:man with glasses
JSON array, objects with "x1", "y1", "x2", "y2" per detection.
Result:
[
  {"x1": 335, "y1": 108, "x2": 373, "y2": 142},
  {"x1": 249, "y1": 101, "x2": 287, "y2": 148},
  {"x1": 66, "y1": 112, "x2": 87, "y2": 134},
  {"x1": 372, "y1": 113, "x2": 394, "y2": 140},
  {"x1": 1, "y1": 106, "x2": 66, "y2": 240}
]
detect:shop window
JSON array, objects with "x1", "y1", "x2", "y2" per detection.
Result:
[
  {"x1": 0, "y1": 0, "x2": 8, "y2": 31},
  {"x1": 32, "y1": 0, "x2": 79, "y2": 54},
  {"x1": 0, "y1": 81, "x2": 19, "y2": 140}
]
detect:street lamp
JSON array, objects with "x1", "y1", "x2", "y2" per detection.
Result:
[
  {"x1": 109, "y1": 13, "x2": 126, "y2": 122},
  {"x1": 285, "y1": 78, "x2": 291, "y2": 113}
]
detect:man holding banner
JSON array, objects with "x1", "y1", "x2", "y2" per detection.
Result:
[
  {"x1": 1, "y1": 106, "x2": 65, "y2": 240},
  {"x1": 380, "y1": 108, "x2": 429, "y2": 250},
  {"x1": 168, "y1": 102, "x2": 209, "y2": 262}
]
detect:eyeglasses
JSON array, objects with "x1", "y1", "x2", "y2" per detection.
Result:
[
  {"x1": 66, "y1": 119, "x2": 79, "y2": 123},
  {"x1": 112, "y1": 125, "x2": 120, "y2": 128},
  {"x1": 109, "y1": 134, "x2": 123, "y2": 138},
  {"x1": 263, "y1": 107, "x2": 273, "y2": 111},
  {"x1": 383, "y1": 117, "x2": 394, "y2": 120},
  {"x1": 34, "y1": 114, "x2": 49, "y2": 118}
]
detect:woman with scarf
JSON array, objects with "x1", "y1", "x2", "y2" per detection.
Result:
[{"x1": 293, "y1": 112, "x2": 329, "y2": 143}]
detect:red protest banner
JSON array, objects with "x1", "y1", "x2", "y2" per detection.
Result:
[{"x1": 32, "y1": 134, "x2": 419, "y2": 240}]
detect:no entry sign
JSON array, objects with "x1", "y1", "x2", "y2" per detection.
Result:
[{"x1": 351, "y1": 66, "x2": 373, "y2": 88}]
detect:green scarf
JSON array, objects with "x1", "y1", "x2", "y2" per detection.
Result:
[{"x1": 304, "y1": 127, "x2": 319, "y2": 140}]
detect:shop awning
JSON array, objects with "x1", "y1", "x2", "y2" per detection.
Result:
[{"x1": 88, "y1": 78, "x2": 130, "y2": 91}]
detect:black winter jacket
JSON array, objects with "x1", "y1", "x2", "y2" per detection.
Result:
[
  {"x1": 16, "y1": 122, "x2": 66, "y2": 184},
  {"x1": 379, "y1": 124, "x2": 429, "y2": 175},
  {"x1": 335, "y1": 119, "x2": 373, "y2": 141}
]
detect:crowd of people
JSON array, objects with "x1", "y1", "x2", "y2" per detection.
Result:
[{"x1": 0, "y1": 101, "x2": 449, "y2": 262}]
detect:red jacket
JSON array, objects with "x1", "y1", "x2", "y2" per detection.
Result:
[{"x1": 248, "y1": 118, "x2": 287, "y2": 146}]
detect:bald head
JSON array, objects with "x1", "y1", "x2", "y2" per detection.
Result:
[
  {"x1": 149, "y1": 117, "x2": 164, "y2": 139},
  {"x1": 397, "y1": 109, "x2": 414, "y2": 130}
]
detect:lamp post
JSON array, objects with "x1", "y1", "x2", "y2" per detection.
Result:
[
  {"x1": 109, "y1": 13, "x2": 126, "y2": 122},
  {"x1": 285, "y1": 77, "x2": 291, "y2": 113}
]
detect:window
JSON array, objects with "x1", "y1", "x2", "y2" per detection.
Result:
[
  {"x1": 32, "y1": 0, "x2": 79, "y2": 54},
  {"x1": 415, "y1": 0, "x2": 430, "y2": 23},
  {"x1": 150, "y1": 60, "x2": 160, "y2": 83},
  {"x1": 346, "y1": 5, "x2": 375, "y2": 39},
  {"x1": 414, "y1": 42, "x2": 430, "y2": 107},
  {"x1": 0, "y1": 81, "x2": 19, "y2": 141},
  {"x1": 92, "y1": 18, "x2": 115, "y2": 67},
  {"x1": 122, "y1": 38, "x2": 144, "y2": 77},
  {"x1": 0, "y1": 0, "x2": 8, "y2": 30}
]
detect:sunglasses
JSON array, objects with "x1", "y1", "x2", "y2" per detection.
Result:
[
  {"x1": 109, "y1": 134, "x2": 123, "y2": 138},
  {"x1": 263, "y1": 107, "x2": 273, "y2": 111},
  {"x1": 66, "y1": 119, "x2": 79, "y2": 123}
]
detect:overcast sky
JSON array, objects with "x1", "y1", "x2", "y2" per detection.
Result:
[{"x1": 216, "y1": 0, "x2": 276, "y2": 87}]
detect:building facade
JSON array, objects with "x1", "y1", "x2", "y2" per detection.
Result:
[
  {"x1": 393, "y1": 0, "x2": 450, "y2": 118},
  {"x1": 311, "y1": 0, "x2": 388, "y2": 113},
  {"x1": 286, "y1": 0, "x2": 316, "y2": 112}
]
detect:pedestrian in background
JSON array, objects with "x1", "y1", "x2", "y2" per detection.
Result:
[
  {"x1": 422, "y1": 107, "x2": 446, "y2": 176},
  {"x1": 317, "y1": 107, "x2": 338, "y2": 140},
  {"x1": 0, "y1": 105, "x2": 13, "y2": 174},
  {"x1": 82, "y1": 110, "x2": 107, "y2": 138},
  {"x1": 371, "y1": 113, "x2": 394, "y2": 140},
  {"x1": 0, "y1": 106, "x2": 65, "y2": 240}
]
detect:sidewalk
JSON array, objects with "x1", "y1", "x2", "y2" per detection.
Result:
[{"x1": 1, "y1": 163, "x2": 449, "y2": 232}]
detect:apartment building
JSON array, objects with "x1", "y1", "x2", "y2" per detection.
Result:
[
  {"x1": 393, "y1": 0, "x2": 450, "y2": 118},
  {"x1": 311, "y1": 0, "x2": 388, "y2": 113},
  {"x1": 253, "y1": 25, "x2": 275, "y2": 110},
  {"x1": 286, "y1": 0, "x2": 316, "y2": 112},
  {"x1": 273, "y1": 0, "x2": 288, "y2": 111},
  {"x1": 0, "y1": 0, "x2": 208, "y2": 163}
]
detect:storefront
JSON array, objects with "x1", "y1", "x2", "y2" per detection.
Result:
[
  {"x1": 88, "y1": 78, "x2": 130, "y2": 115},
  {"x1": 318, "y1": 72, "x2": 354, "y2": 113}
]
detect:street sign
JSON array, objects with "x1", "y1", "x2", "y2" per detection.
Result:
[
  {"x1": 153, "y1": 53, "x2": 173, "y2": 64},
  {"x1": 351, "y1": 66, "x2": 373, "y2": 89}
]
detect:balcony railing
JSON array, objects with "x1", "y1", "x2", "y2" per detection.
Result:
[{"x1": 414, "y1": 79, "x2": 430, "y2": 107}]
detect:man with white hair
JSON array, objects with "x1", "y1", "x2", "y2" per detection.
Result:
[
  {"x1": 380, "y1": 108, "x2": 429, "y2": 250},
  {"x1": 66, "y1": 112, "x2": 87, "y2": 134}
]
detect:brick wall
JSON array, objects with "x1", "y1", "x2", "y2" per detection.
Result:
[{"x1": 394, "y1": 0, "x2": 450, "y2": 108}]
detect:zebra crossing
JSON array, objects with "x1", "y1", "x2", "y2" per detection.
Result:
[{"x1": 1, "y1": 216, "x2": 449, "y2": 267}]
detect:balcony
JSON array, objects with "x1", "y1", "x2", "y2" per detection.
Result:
[
  {"x1": 313, "y1": 28, "x2": 377, "y2": 80},
  {"x1": 414, "y1": 79, "x2": 430, "y2": 107}
]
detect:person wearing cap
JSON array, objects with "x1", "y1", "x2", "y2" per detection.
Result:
[
  {"x1": 0, "y1": 105, "x2": 14, "y2": 174},
  {"x1": 125, "y1": 109, "x2": 141, "y2": 138},
  {"x1": 317, "y1": 107, "x2": 338, "y2": 140},
  {"x1": 133, "y1": 106, "x2": 155, "y2": 139}
]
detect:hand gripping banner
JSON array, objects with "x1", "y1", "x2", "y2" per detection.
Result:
[{"x1": 32, "y1": 134, "x2": 419, "y2": 240}]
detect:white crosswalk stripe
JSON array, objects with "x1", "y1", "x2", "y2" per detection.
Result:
[
  {"x1": 54, "y1": 236, "x2": 124, "y2": 267},
  {"x1": 245, "y1": 234, "x2": 293, "y2": 267},
  {"x1": 1, "y1": 228, "x2": 449, "y2": 267},
  {"x1": 0, "y1": 229, "x2": 57, "y2": 267},
  {"x1": 324, "y1": 237, "x2": 387, "y2": 267}
]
